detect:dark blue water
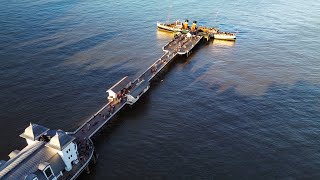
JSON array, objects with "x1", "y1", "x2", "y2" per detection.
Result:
[{"x1": 1, "y1": 0, "x2": 320, "y2": 179}]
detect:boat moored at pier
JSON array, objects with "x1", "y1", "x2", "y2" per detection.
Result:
[
  {"x1": 157, "y1": 20, "x2": 237, "y2": 41},
  {"x1": 198, "y1": 26, "x2": 219, "y2": 34},
  {"x1": 213, "y1": 31, "x2": 236, "y2": 40},
  {"x1": 157, "y1": 21, "x2": 183, "y2": 32}
]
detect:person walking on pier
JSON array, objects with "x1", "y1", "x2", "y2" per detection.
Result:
[
  {"x1": 191, "y1": 20, "x2": 197, "y2": 34},
  {"x1": 183, "y1": 19, "x2": 189, "y2": 29},
  {"x1": 111, "y1": 105, "x2": 115, "y2": 113},
  {"x1": 108, "y1": 104, "x2": 112, "y2": 115}
]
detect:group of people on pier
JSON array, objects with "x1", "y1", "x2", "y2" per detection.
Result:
[
  {"x1": 108, "y1": 86, "x2": 131, "y2": 105},
  {"x1": 117, "y1": 88, "x2": 129, "y2": 103},
  {"x1": 183, "y1": 19, "x2": 197, "y2": 33},
  {"x1": 150, "y1": 65, "x2": 158, "y2": 74},
  {"x1": 78, "y1": 138, "x2": 92, "y2": 163},
  {"x1": 84, "y1": 86, "x2": 131, "y2": 133}
]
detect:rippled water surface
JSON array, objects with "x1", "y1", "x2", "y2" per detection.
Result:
[{"x1": 0, "y1": 0, "x2": 320, "y2": 179}]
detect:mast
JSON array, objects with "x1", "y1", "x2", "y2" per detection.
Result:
[{"x1": 166, "y1": 1, "x2": 173, "y2": 23}]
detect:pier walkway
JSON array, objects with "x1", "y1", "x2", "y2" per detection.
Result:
[{"x1": 62, "y1": 33, "x2": 203, "y2": 179}]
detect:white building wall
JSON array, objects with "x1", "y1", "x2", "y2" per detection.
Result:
[
  {"x1": 126, "y1": 95, "x2": 136, "y2": 104},
  {"x1": 26, "y1": 139, "x2": 38, "y2": 145},
  {"x1": 106, "y1": 90, "x2": 116, "y2": 102},
  {"x1": 57, "y1": 142, "x2": 78, "y2": 171}
]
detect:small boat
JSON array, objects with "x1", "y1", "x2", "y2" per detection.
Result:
[
  {"x1": 213, "y1": 31, "x2": 236, "y2": 40},
  {"x1": 157, "y1": 21, "x2": 183, "y2": 32},
  {"x1": 198, "y1": 26, "x2": 219, "y2": 34},
  {"x1": 157, "y1": 20, "x2": 237, "y2": 41}
]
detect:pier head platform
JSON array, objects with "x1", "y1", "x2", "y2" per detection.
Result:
[{"x1": 0, "y1": 33, "x2": 204, "y2": 180}]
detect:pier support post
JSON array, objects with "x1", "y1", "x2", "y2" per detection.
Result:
[
  {"x1": 205, "y1": 35, "x2": 209, "y2": 41},
  {"x1": 85, "y1": 165, "x2": 91, "y2": 174},
  {"x1": 92, "y1": 153, "x2": 97, "y2": 165}
]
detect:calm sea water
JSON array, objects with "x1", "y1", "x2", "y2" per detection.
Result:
[{"x1": 1, "y1": 0, "x2": 320, "y2": 179}]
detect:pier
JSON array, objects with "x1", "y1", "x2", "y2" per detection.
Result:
[
  {"x1": 64, "y1": 33, "x2": 203, "y2": 179},
  {"x1": 0, "y1": 33, "x2": 203, "y2": 180}
]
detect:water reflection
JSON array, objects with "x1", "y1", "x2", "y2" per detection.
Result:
[
  {"x1": 212, "y1": 39, "x2": 235, "y2": 47},
  {"x1": 156, "y1": 30, "x2": 174, "y2": 40}
]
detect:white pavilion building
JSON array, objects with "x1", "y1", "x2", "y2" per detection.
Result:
[{"x1": 0, "y1": 123, "x2": 79, "y2": 180}]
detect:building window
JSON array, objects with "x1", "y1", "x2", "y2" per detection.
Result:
[{"x1": 44, "y1": 167, "x2": 53, "y2": 178}]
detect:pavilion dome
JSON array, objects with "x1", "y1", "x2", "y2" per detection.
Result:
[
  {"x1": 46, "y1": 130, "x2": 75, "y2": 151},
  {"x1": 20, "y1": 123, "x2": 49, "y2": 141}
]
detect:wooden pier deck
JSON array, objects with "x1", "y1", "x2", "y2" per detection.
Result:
[{"x1": 63, "y1": 33, "x2": 203, "y2": 179}]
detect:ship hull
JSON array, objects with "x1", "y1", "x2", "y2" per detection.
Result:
[
  {"x1": 157, "y1": 22, "x2": 182, "y2": 32},
  {"x1": 213, "y1": 34, "x2": 236, "y2": 40}
]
